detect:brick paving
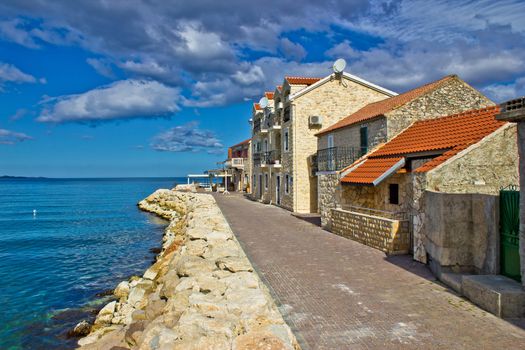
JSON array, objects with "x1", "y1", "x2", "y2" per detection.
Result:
[{"x1": 213, "y1": 193, "x2": 525, "y2": 350}]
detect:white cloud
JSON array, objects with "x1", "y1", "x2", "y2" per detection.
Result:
[
  {"x1": 37, "y1": 79, "x2": 180, "y2": 123},
  {"x1": 0, "y1": 128, "x2": 32, "y2": 144},
  {"x1": 0, "y1": 19, "x2": 39, "y2": 48},
  {"x1": 482, "y1": 77, "x2": 525, "y2": 102},
  {"x1": 86, "y1": 58, "x2": 115, "y2": 78},
  {"x1": 325, "y1": 40, "x2": 359, "y2": 59},
  {"x1": 0, "y1": 62, "x2": 37, "y2": 83},
  {"x1": 151, "y1": 121, "x2": 223, "y2": 153},
  {"x1": 232, "y1": 65, "x2": 265, "y2": 86},
  {"x1": 279, "y1": 38, "x2": 307, "y2": 61}
]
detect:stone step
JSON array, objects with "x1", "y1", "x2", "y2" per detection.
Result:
[
  {"x1": 440, "y1": 272, "x2": 464, "y2": 294},
  {"x1": 462, "y1": 275, "x2": 525, "y2": 318}
]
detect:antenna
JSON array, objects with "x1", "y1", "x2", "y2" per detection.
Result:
[
  {"x1": 332, "y1": 58, "x2": 346, "y2": 74},
  {"x1": 259, "y1": 97, "x2": 269, "y2": 109}
]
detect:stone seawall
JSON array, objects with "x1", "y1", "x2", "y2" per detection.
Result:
[{"x1": 77, "y1": 189, "x2": 299, "y2": 350}]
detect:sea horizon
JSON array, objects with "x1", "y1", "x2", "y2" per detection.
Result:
[{"x1": 0, "y1": 177, "x2": 186, "y2": 349}]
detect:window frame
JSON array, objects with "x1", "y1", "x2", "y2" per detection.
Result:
[{"x1": 389, "y1": 183, "x2": 399, "y2": 205}]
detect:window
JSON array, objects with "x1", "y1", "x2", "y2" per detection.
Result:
[
  {"x1": 284, "y1": 128, "x2": 289, "y2": 152},
  {"x1": 264, "y1": 174, "x2": 268, "y2": 190},
  {"x1": 283, "y1": 106, "x2": 291, "y2": 122},
  {"x1": 360, "y1": 125, "x2": 368, "y2": 155},
  {"x1": 389, "y1": 184, "x2": 399, "y2": 205},
  {"x1": 285, "y1": 174, "x2": 289, "y2": 194}
]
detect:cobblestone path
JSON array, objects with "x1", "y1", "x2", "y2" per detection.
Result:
[{"x1": 213, "y1": 193, "x2": 525, "y2": 350}]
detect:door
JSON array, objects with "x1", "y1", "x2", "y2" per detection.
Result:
[
  {"x1": 276, "y1": 175, "x2": 281, "y2": 205},
  {"x1": 259, "y1": 174, "x2": 263, "y2": 198},
  {"x1": 500, "y1": 186, "x2": 521, "y2": 282}
]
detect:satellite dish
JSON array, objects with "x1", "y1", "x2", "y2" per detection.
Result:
[
  {"x1": 333, "y1": 58, "x2": 346, "y2": 74},
  {"x1": 259, "y1": 97, "x2": 269, "y2": 109}
]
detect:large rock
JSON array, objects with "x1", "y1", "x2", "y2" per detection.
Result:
[
  {"x1": 114, "y1": 281, "x2": 130, "y2": 299},
  {"x1": 226, "y1": 288, "x2": 269, "y2": 316},
  {"x1": 94, "y1": 301, "x2": 117, "y2": 325},
  {"x1": 203, "y1": 240, "x2": 242, "y2": 260},
  {"x1": 217, "y1": 257, "x2": 253, "y2": 273},
  {"x1": 176, "y1": 256, "x2": 217, "y2": 277},
  {"x1": 233, "y1": 330, "x2": 290, "y2": 350},
  {"x1": 185, "y1": 239, "x2": 208, "y2": 257},
  {"x1": 221, "y1": 272, "x2": 259, "y2": 290}
]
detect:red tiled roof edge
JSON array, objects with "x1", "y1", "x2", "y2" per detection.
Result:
[
  {"x1": 285, "y1": 76, "x2": 323, "y2": 85},
  {"x1": 230, "y1": 138, "x2": 251, "y2": 149},
  {"x1": 316, "y1": 75, "x2": 457, "y2": 136}
]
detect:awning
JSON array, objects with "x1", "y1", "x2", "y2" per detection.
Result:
[{"x1": 341, "y1": 157, "x2": 405, "y2": 186}]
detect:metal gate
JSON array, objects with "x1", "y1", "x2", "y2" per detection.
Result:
[{"x1": 500, "y1": 185, "x2": 521, "y2": 282}]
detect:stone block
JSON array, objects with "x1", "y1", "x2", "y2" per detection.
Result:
[{"x1": 462, "y1": 275, "x2": 525, "y2": 318}]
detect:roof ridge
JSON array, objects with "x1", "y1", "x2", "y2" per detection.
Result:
[{"x1": 412, "y1": 105, "x2": 500, "y2": 125}]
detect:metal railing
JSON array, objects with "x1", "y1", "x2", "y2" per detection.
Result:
[
  {"x1": 316, "y1": 146, "x2": 366, "y2": 172},
  {"x1": 253, "y1": 153, "x2": 261, "y2": 166},
  {"x1": 269, "y1": 113, "x2": 281, "y2": 128},
  {"x1": 253, "y1": 119, "x2": 261, "y2": 133},
  {"x1": 261, "y1": 150, "x2": 281, "y2": 165}
]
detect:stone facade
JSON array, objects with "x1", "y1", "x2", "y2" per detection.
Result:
[
  {"x1": 284, "y1": 76, "x2": 392, "y2": 213},
  {"x1": 317, "y1": 76, "x2": 495, "y2": 228},
  {"x1": 317, "y1": 173, "x2": 339, "y2": 229},
  {"x1": 331, "y1": 208, "x2": 409, "y2": 254},
  {"x1": 426, "y1": 124, "x2": 518, "y2": 194},
  {"x1": 520, "y1": 122, "x2": 525, "y2": 286},
  {"x1": 424, "y1": 191, "x2": 499, "y2": 276}
]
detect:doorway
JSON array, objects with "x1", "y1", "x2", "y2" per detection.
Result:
[{"x1": 276, "y1": 175, "x2": 281, "y2": 205}]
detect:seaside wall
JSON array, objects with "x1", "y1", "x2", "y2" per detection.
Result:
[{"x1": 77, "y1": 190, "x2": 299, "y2": 350}]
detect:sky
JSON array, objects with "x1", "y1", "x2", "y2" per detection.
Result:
[{"x1": 0, "y1": 0, "x2": 524, "y2": 177}]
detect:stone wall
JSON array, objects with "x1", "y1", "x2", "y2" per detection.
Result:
[
  {"x1": 286, "y1": 77, "x2": 391, "y2": 213},
  {"x1": 78, "y1": 190, "x2": 300, "y2": 349},
  {"x1": 331, "y1": 208, "x2": 409, "y2": 254},
  {"x1": 519, "y1": 122, "x2": 525, "y2": 286},
  {"x1": 424, "y1": 190, "x2": 499, "y2": 277},
  {"x1": 386, "y1": 77, "x2": 495, "y2": 137},
  {"x1": 427, "y1": 124, "x2": 518, "y2": 195},
  {"x1": 317, "y1": 173, "x2": 340, "y2": 228}
]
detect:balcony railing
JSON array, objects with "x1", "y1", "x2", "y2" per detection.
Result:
[
  {"x1": 261, "y1": 150, "x2": 281, "y2": 165},
  {"x1": 253, "y1": 153, "x2": 261, "y2": 166},
  {"x1": 229, "y1": 157, "x2": 246, "y2": 169},
  {"x1": 253, "y1": 117, "x2": 270, "y2": 134},
  {"x1": 316, "y1": 146, "x2": 367, "y2": 172},
  {"x1": 269, "y1": 113, "x2": 281, "y2": 128}
]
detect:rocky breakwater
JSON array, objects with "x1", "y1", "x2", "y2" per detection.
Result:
[{"x1": 77, "y1": 189, "x2": 299, "y2": 350}]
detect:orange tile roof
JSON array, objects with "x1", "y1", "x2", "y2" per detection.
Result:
[
  {"x1": 341, "y1": 157, "x2": 404, "y2": 184},
  {"x1": 276, "y1": 85, "x2": 282, "y2": 91},
  {"x1": 265, "y1": 91, "x2": 274, "y2": 99},
  {"x1": 371, "y1": 106, "x2": 504, "y2": 159},
  {"x1": 253, "y1": 103, "x2": 261, "y2": 111},
  {"x1": 285, "y1": 76, "x2": 322, "y2": 85},
  {"x1": 317, "y1": 75, "x2": 456, "y2": 136},
  {"x1": 341, "y1": 105, "x2": 506, "y2": 184},
  {"x1": 230, "y1": 138, "x2": 251, "y2": 148}
]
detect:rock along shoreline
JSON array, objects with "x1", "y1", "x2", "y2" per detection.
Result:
[{"x1": 77, "y1": 188, "x2": 300, "y2": 350}]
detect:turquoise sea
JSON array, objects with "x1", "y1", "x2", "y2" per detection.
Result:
[{"x1": 0, "y1": 177, "x2": 186, "y2": 349}]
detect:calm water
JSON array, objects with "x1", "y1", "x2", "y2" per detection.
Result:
[{"x1": 0, "y1": 177, "x2": 185, "y2": 349}]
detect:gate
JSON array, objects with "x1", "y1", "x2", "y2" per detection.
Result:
[{"x1": 500, "y1": 185, "x2": 521, "y2": 282}]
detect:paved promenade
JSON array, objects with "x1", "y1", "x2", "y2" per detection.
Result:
[{"x1": 213, "y1": 193, "x2": 525, "y2": 350}]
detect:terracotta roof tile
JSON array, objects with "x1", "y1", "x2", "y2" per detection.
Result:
[
  {"x1": 341, "y1": 157, "x2": 404, "y2": 184},
  {"x1": 276, "y1": 85, "x2": 282, "y2": 91},
  {"x1": 317, "y1": 75, "x2": 456, "y2": 136},
  {"x1": 230, "y1": 138, "x2": 251, "y2": 149},
  {"x1": 285, "y1": 76, "x2": 322, "y2": 85},
  {"x1": 253, "y1": 103, "x2": 261, "y2": 111},
  {"x1": 265, "y1": 91, "x2": 274, "y2": 99},
  {"x1": 371, "y1": 106, "x2": 504, "y2": 161}
]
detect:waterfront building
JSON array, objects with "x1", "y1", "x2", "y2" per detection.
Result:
[
  {"x1": 251, "y1": 72, "x2": 396, "y2": 213},
  {"x1": 225, "y1": 138, "x2": 251, "y2": 192},
  {"x1": 331, "y1": 106, "x2": 518, "y2": 272},
  {"x1": 315, "y1": 75, "x2": 494, "y2": 228}
]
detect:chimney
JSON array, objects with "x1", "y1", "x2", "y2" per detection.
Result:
[{"x1": 497, "y1": 96, "x2": 525, "y2": 122}]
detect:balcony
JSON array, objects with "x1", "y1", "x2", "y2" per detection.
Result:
[
  {"x1": 254, "y1": 150, "x2": 281, "y2": 168},
  {"x1": 227, "y1": 157, "x2": 246, "y2": 169},
  {"x1": 269, "y1": 113, "x2": 281, "y2": 130},
  {"x1": 253, "y1": 153, "x2": 261, "y2": 166},
  {"x1": 253, "y1": 117, "x2": 270, "y2": 134},
  {"x1": 316, "y1": 146, "x2": 367, "y2": 172}
]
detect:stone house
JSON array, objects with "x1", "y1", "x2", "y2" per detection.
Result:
[
  {"x1": 332, "y1": 106, "x2": 518, "y2": 277},
  {"x1": 496, "y1": 97, "x2": 525, "y2": 286},
  {"x1": 226, "y1": 138, "x2": 251, "y2": 192},
  {"x1": 252, "y1": 73, "x2": 397, "y2": 213},
  {"x1": 315, "y1": 75, "x2": 495, "y2": 228}
]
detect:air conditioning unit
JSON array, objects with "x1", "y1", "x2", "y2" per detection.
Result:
[
  {"x1": 277, "y1": 101, "x2": 283, "y2": 110},
  {"x1": 309, "y1": 115, "x2": 323, "y2": 126}
]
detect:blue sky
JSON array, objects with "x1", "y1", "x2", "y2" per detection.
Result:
[{"x1": 1, "y1": 0, "x2": 524, "y2": 177}]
